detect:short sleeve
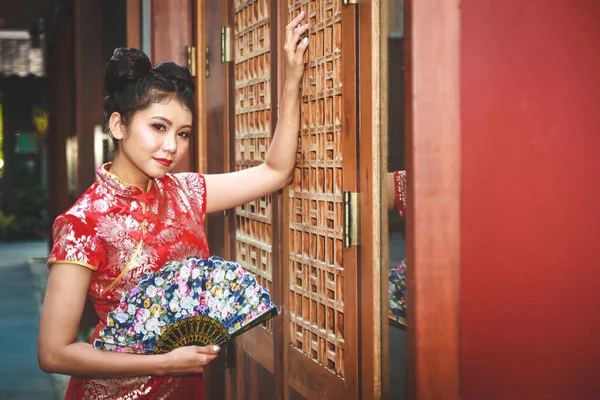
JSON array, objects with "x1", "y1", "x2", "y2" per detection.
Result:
[
  {"x1": 171, "y1": 173, "x2": 207, "y2": 217},
  {"x1": 394, "y1": 170, "x2": 407, "y2": 218},
  {"x1": 47, "y1": 214, "x2": 105, "y2": 271}
]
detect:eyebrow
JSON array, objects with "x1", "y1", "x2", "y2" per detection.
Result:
[{"x1": 151, "y1": 116, "x2": 192, "y2": 130}]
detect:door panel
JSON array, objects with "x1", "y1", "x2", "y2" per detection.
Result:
[
  {"x1": 233, "y1": 0, "x2": 275, "y2": 320},
  {"x1": 234, "y1": 347, "x2": 278, "y2": 400},
  {"x1": 226, "y1": 0, "x2": 279, "y2": 398},
  {"x1": 284, "y1": 1, "x2": 359, "y2": 399}
]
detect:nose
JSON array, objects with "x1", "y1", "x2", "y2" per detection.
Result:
[{"x1": 162, "y1": 132, "x2": 178, "y2": 154}]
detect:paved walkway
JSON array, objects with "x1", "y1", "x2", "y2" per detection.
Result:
[{"x1": 0, "y1": 241, "x2": 56, "y2": 400}]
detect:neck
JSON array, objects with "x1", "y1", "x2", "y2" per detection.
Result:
[{"x1": 110, "y1": 153, "x2": 151, "y2": 192}]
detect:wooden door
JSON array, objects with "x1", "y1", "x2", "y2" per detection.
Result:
[
  {"x1": 283, "y1": 1, "x2": 359, "y2": 399},
  {"x1": 225, "y1": 0, "x2": 281, "y2": 398}
]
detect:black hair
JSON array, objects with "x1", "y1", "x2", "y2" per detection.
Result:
[{"x1": 103, "y1": 48, "x2": 196, "y2": 148}]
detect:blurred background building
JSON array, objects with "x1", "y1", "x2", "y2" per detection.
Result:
[{"x1": 0, "y1": 0, "x2": 128, "y2": 243}]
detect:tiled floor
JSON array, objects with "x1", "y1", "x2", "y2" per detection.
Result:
[{"x1": 0, "y1": 241, "x2": 56, "y2": 400}]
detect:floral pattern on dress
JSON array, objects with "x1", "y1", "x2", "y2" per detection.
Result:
[
  {"x1": 394, "y1": 170, "x2": 407, "y2": 218},
  {"x1": 49, "y1": 215, "x2": 104, "y2": 270},
  {"x1": 167, "y1": 242, "x2": 204, "y2": 263}
]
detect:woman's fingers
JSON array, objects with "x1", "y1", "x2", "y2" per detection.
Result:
[
  {"x1": 195, "y1": 345, "x2": 220, "y2": 355},
  {"x1": 285, "y1": 10, "x2": 306, "y2": 44},
  {"x1": 294, "y1": 36, "x2": 310, "y2": 64},
  {"x1": 283, "y1": 10, "x2": 310, "y2": 81},
  {"x1": 286, "y1": 24, "x2": 310, "y2": 58}
]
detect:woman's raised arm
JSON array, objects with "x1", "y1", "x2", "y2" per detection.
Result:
[{"x1": 204, "y1": 11, "x2": 310, "y2": 214}]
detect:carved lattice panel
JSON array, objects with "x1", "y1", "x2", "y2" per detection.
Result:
[
  {"x1": 287, "y1": 0, "x2": 346, "y2": 377},
  {"x1": 234, "y1": 0, "x2": 274, "y2": 332}
]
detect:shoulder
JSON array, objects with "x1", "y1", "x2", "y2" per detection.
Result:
[
  {"x1": 160, "y1": 173, "x2": 206, "y2": 196},
  {"x1": 158, "y1": 173, "x2": 207, "y2": 214},
  {"x1": 165, "y1": 172, "x2": 205, "y2": 188},
  {"x1": 49, "y1": 204, "x2": 105, "y2": 271},
  {"x1": 56, "y1": 182, "x2": 102, "y2": 229}
]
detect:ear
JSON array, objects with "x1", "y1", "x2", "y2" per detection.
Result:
[{"x1": 108, "y1": 112, "x2": 126, "y2": 140}]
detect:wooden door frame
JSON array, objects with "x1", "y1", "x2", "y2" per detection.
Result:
[
  {"x1": 357, "y1": 0, "x2": 385, "y2": 399},
  {"x1": 74, "y1": 0, "x2": 103, "y2": 194},
  {"x1": 193, "y1": 0, "x2": 232, "y2": 396},
  {"x1": 149, "y1": 0, "x2": 195, "y2": 173},
  {"x1": 126, "y1": 0, "x2": 141, "y2": 49},
  {"x1": 47, "y1": 0, "x2": 76, "y2": 228},
  {"x1": 404, "y1": 0, "x2": 461, "y2": 399}
]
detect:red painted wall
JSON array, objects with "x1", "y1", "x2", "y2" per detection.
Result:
[{"x1": 460, "y1": 1, "x2": 600, "y2": 399}]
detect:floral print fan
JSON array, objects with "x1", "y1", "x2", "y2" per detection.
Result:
[
  {"x1": 93, "y1": 256, "x2": 279, "y2": 354},
  {"x1": 388, "y1": 260, "x2": 407, "y2": 328}
]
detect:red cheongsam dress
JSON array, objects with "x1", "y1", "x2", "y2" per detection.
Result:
[{"x1": 48, "y1": 163, "x2": 211, "y2": 399}]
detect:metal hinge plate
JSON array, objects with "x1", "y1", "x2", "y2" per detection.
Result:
[
  {"x1": 343, "y1": 191, "x2": 359, "y2": 248},
  {"x1": 205, "y1": 46, "x2": 210, "y2": 78},
  {"x1": 221, "y1": 26, "x2": 232, "y2": 63},
  {"x1": 343, "y1": 0, "x2": 358, "y2": 5},
  {"x1": 186, "y1": 45, "x2": 196, "y2": 76}
]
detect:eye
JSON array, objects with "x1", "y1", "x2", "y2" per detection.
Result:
[
  {"x1": 152, "y1": 123, "x2": 166, "y2": 132},
  {"x1": 178, "y1": 131, "x2": 191, "y2": 139}
]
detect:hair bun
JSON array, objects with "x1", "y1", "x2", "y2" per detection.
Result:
[
  {"x1": 103, "y1": 48, "x2": 152, "y2": 95},
  {"x1": 153, "y1": 61, "x2": 196, "y2": 94}
]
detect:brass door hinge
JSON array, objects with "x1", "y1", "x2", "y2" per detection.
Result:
[
  {"x1": 221, "y1": 26, "x2": 232, "y2": 63},
  {"x1": 343, "y1": 0, "x2": 358, "y2": 5},
  {"x1": 186, "y1": 45, "x2": 196, "y2": 76},
  {"x1": 205, "y1": 46, "x2": 210, "y2": 78},
  {"x1": 343, "y1": 191, "x2": 359, "y2": 248}
]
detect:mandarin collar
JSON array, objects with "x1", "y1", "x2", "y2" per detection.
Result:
[{"x1": 96, "y1": 163, "x2": 154, "y2": 199}]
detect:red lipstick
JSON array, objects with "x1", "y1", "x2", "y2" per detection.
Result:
[{"x1": 153, "y1": 158, "x2": 173, "y2": 167}]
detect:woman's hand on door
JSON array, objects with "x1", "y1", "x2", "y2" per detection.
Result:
[{"x1": 284, "y1": 10, "x2": 310, "y2": 85}]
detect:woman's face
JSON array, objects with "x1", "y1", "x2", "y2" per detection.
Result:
[{"x1": 113, "y1": 97, "x2": 192, "y2": 183}]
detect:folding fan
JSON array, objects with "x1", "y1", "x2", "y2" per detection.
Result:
[
  {"x1": 388, "y1": 260, "x2": 407, "y2": 328},
  {"x1": 93, "y1": 256, "x2": 279, "y2": 354}
]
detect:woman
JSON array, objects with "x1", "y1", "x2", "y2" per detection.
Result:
[{"x1": 37, "y1": 12, "x2": 310, "y2": 399}]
